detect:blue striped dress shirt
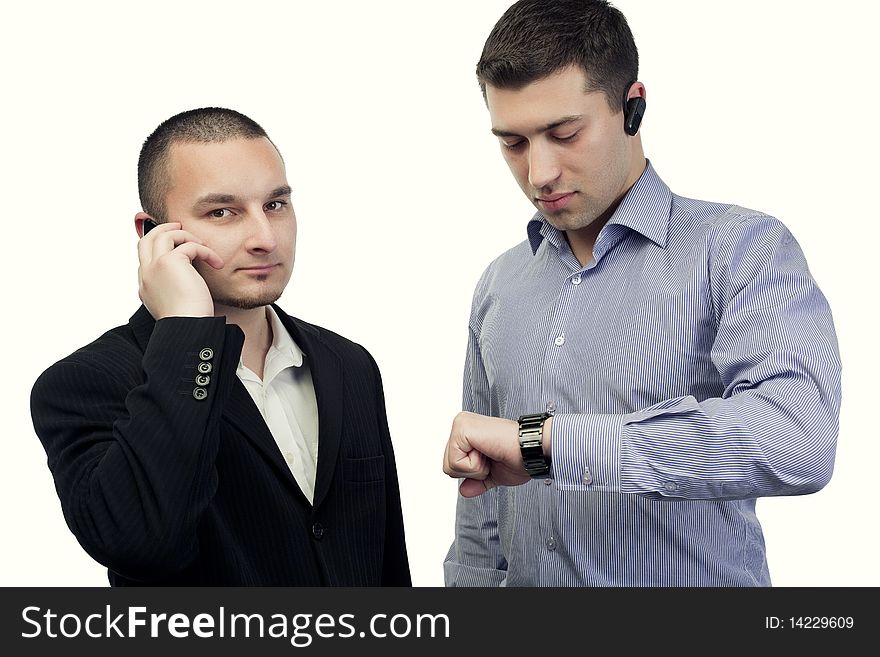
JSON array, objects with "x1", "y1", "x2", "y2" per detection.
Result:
[{"x1": 443, "y1": 162, "x2": 840, "y2": 586}]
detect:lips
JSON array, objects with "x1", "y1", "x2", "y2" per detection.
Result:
[
  {"x1": 238, "y1": 264, "x2": 280, "y2": 275},
  {"x1": 536, "y1": 192, "x2": 575, "y2": 212}
]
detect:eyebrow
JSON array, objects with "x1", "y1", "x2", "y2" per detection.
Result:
[
  {"x1": 268, "y1": 185, "x2": 292, "y2": 199},
  {"x1": 193, "y1": 185, "x2": 292, "y2": 209},
  {"x1": 491, "y1": 115, "x2": 584, "y2": 138}
]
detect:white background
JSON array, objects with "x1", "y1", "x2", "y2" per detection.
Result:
[{"x1": 2, "y1": 0, "x2": 877, "y2": 587}]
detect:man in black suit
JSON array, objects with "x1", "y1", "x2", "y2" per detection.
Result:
[{"x1": 30, "y1": 107, "x2": 411, "y2": 586}]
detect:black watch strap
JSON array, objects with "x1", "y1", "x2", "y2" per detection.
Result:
[{"x1": 518, "y1": 412, "x2": 552, "y2": 477}]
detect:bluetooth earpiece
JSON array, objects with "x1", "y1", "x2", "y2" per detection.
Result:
[
  {"x1": 624, "y1": 96, "x2": 646, "y2": 136},
  {"x1": 622, "y1": 80, "x2": 646, "y2": 136}
]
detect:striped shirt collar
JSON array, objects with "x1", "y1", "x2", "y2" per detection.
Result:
[{"x1": 527, "y1": 160, "x2": 671, "y2": 255}]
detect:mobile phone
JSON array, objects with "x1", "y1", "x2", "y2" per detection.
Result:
[{"x1": 143, "y1": 219, "x2": 158, "y2": 235}]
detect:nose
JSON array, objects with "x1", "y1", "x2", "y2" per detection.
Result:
[
  {"x1": 527, "y1": 141, "x2": 561, "y2": 190},
  {"x1": 245, "y1": 210, "x2": 278, "y2": 254}
]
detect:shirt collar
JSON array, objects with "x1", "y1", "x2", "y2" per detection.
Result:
[
  {"x1": 237, "y1": 306, "x2": 304, "y2": 384},
  {"x1": 265, "y1": 304, "x2": 304, "y2": 369},
  {"x1": 527, "y1": 160, "x2": 671, "y2": 254}
]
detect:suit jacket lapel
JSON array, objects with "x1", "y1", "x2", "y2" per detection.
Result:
[
  {"x1": 129, "y1": 304, "x2": 342, "y2": 507},
  {"x1": 222, "y1": 377, "x2": 312, "y2": 501},
  {"x1": 274, "y1": 305, "x2": 344, "y2": 509},
  {"x1": 129, "y1": 304, "x2": 311, "y2": 503}
]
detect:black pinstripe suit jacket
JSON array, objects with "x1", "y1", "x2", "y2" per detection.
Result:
[{"x1": 30, "y1": 304, "x2": 411, "y2": 586}]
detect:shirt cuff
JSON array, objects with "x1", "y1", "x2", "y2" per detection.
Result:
[
  {"x1": 443, "y1": 561, "x2": 508, "y2": 587},
  {"x1": 550, "y1": 413, "x2": 624, "y2": 492}
]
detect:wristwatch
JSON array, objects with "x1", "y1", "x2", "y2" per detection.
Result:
[{"x1": 518, "y1": 412, "x2": 552, "y2": 477}]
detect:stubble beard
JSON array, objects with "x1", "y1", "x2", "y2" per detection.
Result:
[
  {"x1": 539, "y1": 195, "x2": 605, "y2": 234},
  {"x1": 212, "y1": 276, "x2": 285, "y2": 311}
]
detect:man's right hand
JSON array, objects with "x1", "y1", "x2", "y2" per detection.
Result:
[{"x1": 137, "y1": 221, "x2": 224, "y2": 320}]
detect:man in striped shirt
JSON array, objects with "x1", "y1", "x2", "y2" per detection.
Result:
[{"x1": 442, "y1": 0, "x2": 840, "y2": 586}]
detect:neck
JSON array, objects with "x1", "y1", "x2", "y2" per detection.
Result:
[
  {"x1": 566, "y1": 221, "x2": 605, "y2": 268},
  {"x1": 217, "y1": 304, "x2": 273, "y2": 379},
  {"x1": 567, "y1": 153, "x2": 647, "y2": 266}
]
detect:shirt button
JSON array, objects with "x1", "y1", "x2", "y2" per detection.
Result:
[
  {"x1": 554, "y1": 335, "x2": 565, "y2": 346},
  {"x1": 199, "y1": 348, "x2": 214, "y2": 361},
  {"x1": 572, "y1": 274, "x2": 582, "y2": 285},
  {"x1": 198, "y1": 362, "x2": 213, "y2": 374},
  {"x1": 284, "y1": 452, "x2": 295, "y2": 467},
  {"x1": 545, "y1": 400, "x2": 556, "y2": 414},
  {"x1": 664, "y1": 481, "x2": 679, "y2": 493},
  {"x1": 582, "y1": 468, "x2": 593, "y2": 485},
  {"x1": 192, "y1": 387, "x2": 208, "y2": 401},
  {"x1": 543, "y1": 478, "x2": 552, "y2": 486},
  {"x1": 546, "y1": 537, "x2": 557, "y2": 551},
  {"x1": 312, "y1": 523, "x2": 325, "y2": 540}
]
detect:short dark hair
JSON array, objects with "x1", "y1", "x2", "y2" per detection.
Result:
[
  {"x1": 477, "y1": 0, "x2": 638, "y2": 111},
  {"x1": 137, "y1": 107, "x2": 273, "y2": 221}
]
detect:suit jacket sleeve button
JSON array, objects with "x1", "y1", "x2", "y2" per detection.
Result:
[
  {"x1": 193, "y1": 387, "x2": 208, "y2": 400},
  {"x1": 195, "y1": 374, "x2": 211, "y2": 386},
  {"x1": 198, "y1": 362, "x2": 213, "y2": 374},
  {"x1": 199, "y1": 348, "x2": 214, "y2": 361}
]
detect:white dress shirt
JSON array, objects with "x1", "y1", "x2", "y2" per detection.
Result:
[{"x1": 237, "y1": 306, "x2": 319, "y2": 504}]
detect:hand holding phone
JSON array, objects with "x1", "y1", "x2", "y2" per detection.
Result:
[{"x1": 136, "y1": 220, "x2": 224, "y2": 320}]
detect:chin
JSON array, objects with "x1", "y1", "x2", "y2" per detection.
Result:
[
  {"x1": 545, "y1": 214, "x2": 585, "y2": 232},
  {"x1": 212, "y1": 288, "x2": 284, "y2": 311}
]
